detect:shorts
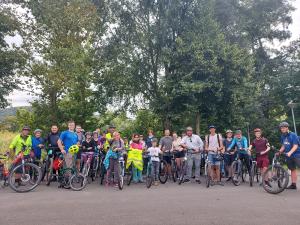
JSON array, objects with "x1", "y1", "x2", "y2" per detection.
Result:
[
  {"x1": 224, "y1": 153, "x2": 236, "y2": 166},
  {"x1": 208, "y1": 153, "x2": 220, "y2": 166},
  {"x1": 163, "y1": 155, "x2": 172, "y2": 164},
  {"x1": 174, "y1": 151, "x2": 185, "y2": 158},
  {"x1": 286, "y1": 157, "x2": 300, "y2": 170},
  {"x1": 256, "y1": 156, "x2": 269, "y2": 168}
]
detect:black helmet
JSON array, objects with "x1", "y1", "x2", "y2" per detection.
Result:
[{"x1": 279, "y1": 122, "x2": 289, "y2": 128}]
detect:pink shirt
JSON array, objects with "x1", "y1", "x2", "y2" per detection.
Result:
[{"x1": 130, "y1": 142, "x2": 143, "y2": 151}]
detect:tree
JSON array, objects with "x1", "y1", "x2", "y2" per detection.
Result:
[{"x1": 0, "y1": 8, "x2": 24, "y2": 108}]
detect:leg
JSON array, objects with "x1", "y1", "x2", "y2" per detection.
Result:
[
  {"x1": 186, "y1": 154, "x2": 193, "y2": 180},
  {"x1": 194, "y1": 154, "x2": 201, "y2": 181},
  {"x1": 133, "y1": 166, "x2": 138, "y2": 183}
]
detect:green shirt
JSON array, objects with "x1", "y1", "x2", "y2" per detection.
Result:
[{"x1": 9, "y1": 134, "x2": 32, "y2": 156}]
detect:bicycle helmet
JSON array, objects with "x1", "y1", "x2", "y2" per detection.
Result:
[
  {"x1": 208, "y1": 125, "x2": 216, "y2": 129},
  {"x1": 68, "y1": 145, "x2": 79, "y2": 155},
  {"x1": 22, "y1": 125, "x2": 31, "y2": 131},
  {"x1": 85, "y1": 131, "x2": 92, "y2": 137},
  {"x1": 34, "y1": 129, "x2": 42, "y2": 134},
  {"x1": 226, "y1": 130, "x2": 233, "y2": 134},
  {"x1": 279, "y1": 122, "x2": 289, "y2": 128}
]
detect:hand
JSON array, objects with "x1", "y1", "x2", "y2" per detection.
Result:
[
  {"x1": 286, "y1": 152, "x2": 292, "y2": 158},
  {"x1": 260, "y1": 151, "x2": 266, "y2": 155},
  {"x1": 61, "y1": 149, "x2": 66, "y2": 154}
]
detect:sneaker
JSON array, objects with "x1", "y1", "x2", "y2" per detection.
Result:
[
  {"x1": 154, "y1": 181, "x2": 159, "y2": 186},
  {"x1": 195, "y1": 179, "x2": 201, "y2": 184},
  {"x1": 286, "y1": 184, "x2": 297, "y2": 190},
  {"x1": 218, "y1": 181, "x2": 224, "y2": 186},
  {"x1": 184, "y1": 179, "x2": 190, "y2": 183},
  {"x1": 226, "y1": 177, "x2": 232, "y2": 182},
  {"x1": 114, "y1": 183, "x2": 119, "y2": 188},
  {"x1": 138, "y1": 180, "x2": 144, "y2": 183}
]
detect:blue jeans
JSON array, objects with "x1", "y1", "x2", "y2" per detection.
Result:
[{"x1": 133, "y1": 167, "x2": 143, "y2": 182}]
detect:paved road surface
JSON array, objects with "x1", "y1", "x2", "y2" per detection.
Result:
[{"x1": 1, "y1": 179, "x2": 299, "y2": 225}]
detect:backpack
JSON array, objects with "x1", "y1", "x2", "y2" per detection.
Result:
[{"x1": 206, "y1": 134, "x2": 221, "y2": 148}]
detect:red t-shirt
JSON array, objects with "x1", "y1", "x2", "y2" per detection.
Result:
[{"x1": 251, "y1": 138, "x2": 269, "y2": 157}]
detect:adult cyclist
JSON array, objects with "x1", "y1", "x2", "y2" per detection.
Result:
[
  {"x1": 227, "y1": 130, "x2": 251, "y2": 180},
  {"x1": 278, "y1": 122, "x2": 300, "y2": 190}
]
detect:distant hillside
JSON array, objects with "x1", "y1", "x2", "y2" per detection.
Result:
[{"x1": 0, "y1": 106, "x2": 31, "y2": 121}]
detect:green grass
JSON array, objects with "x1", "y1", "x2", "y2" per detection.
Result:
[{"x1": 0, "y1": 131, "x2": 17, "y2": 154}]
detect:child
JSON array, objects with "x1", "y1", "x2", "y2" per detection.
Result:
[
  {"x1": 105, "y1": 132, "x2": 124, "y2": 187},
  {"x1": 129, "y1": 134, "x2": 144, "y2": 183},
  {"x1": 147, "y1": 138, "x2": 161, "y2": 186}
]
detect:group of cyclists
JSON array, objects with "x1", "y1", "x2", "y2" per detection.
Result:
[{"x1": 4, "y1": 119, "x2": 300, "y2": 191}]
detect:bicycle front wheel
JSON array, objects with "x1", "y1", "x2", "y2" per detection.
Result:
[
  {"x1": 262, "y1": 165, "x2": 289, "y2": 194},
  {"x1": 158, "y1": 161, "x2": 168, "y2": 184},
  {"x1": 231, "y1": 161, "x2": 241, "y2": 186},
  {"x1": 69, "y1": 173, "x2": 87, "y2": 191},
  {"x1": 9, "y1": 162, "x2": 42, "y2": 193}
]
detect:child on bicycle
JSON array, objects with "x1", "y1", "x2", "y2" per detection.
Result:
[
  {"x1": 104, "y1": 132, "x2": 125, "y2": 187},
  {"x1": 79, "y1": 132, "x2": 97, "y2": 171},
  {"x1": 147, "y1": 138, "x2": 161, "y2": 186}
]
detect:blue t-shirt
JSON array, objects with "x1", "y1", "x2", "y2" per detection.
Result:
[
  {"x1": 228, "y1": 136, "x2": 248, "y2": 154},
  {"x1": 31, "y1": 137, "x2": 45, "y2": 159},
  {"x1": 280, "y1": 132, "x2": 300, "y2": 158},
  {"x1": 59, "y1": 130, "x2": 78, "y2": 153}
]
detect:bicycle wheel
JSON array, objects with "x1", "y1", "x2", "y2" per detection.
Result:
[
  {"x1": 178, "y1": 161, "x2": 186, "y2": 185},
  {"x1": 69, "y1": 173, "x2": 87, "y2": 191},
  {"x1": 250, "y1": 164, "x2": 255, "y2": 187},
  {"x1": 9, "y1": 162, "x2": 42, "y2": 193},
  {"x1": 262, "y1": 165, "x2": 289, "y2": 194},
  {"x1": 231, "y1": 161, "x2": 241, "y2": 186},
  {"x1": 126, "y1": 164, "x2": 133, "y2": 186},
  {"x1": 171, "y1": 160, "x2": 178, "y2": 183},
  {"x1": 92, "y1": 156, "x2": 99, "y2": 181},
  {"x1": 45, "y1": 159, "x2": 53, "y2": 186},
  {"x1": 59, "y1": 168, "x2": 73, "y2": 189},
  {"x1": 205, "y1": 163, "x2": 211, "y2": 188},
  {"x1": 241, "y1": 164, "x2": 248, "y2": 182},
  {"x1": 158, "y1": 160, "x2": 168, "y2": 184}
]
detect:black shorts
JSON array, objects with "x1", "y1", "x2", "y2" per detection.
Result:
[
  {"x1": 163, "y1": 155, "x2": 172, "y2": 164},
  {"x1": 174, "y1": 151, "x2": 185, "y2": 158},
  {"x1": 286, "y1": 157, "x2": 300, "y2": 170}
]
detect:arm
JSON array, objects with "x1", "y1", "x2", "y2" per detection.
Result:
[
  {"x1": 204, "y1": 135, "x2": 208, "y2": 151},
  {"x1": 227, "y1": 138, "x2": 236, "y2": 151},
  {"x1": 219, "y1": 134, "x2": 224, "y2": 153},
  {"x1": 57, "y1": 139, "x2": 65, "y2": 154},
  {"x1": 286, "y1": 135, "x2": 299, "y2": 157}
]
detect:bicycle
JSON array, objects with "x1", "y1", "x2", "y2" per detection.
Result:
[
  {"x1": 231, "y1": 151, "x2": 251, "y2": 186},
  {"x1": 118, "y1": 153, "x2": 125, "y2": 190},
  {"x1": 158, "y1": 151, "x2": 179, "y2": 184},
  {"x1": 2, "y1": 146, "x2": 42, "y2": 193},
  {"x1": 145, "y1": 154, "x2": 160, "y2": 188},
  {"x1": 262, "y1": 152, "x2": 289, "y2": 194},
  {"x1": 0, "y1": 153, "x2": 9, "y2": 188},
  {"x1": 178, "y1": 151, "x2": 188, "y2": 185},
  {"x1": 249, "y1": 159, "x2": 262, "y2": 186},
  {"x1": 205, "y1": 150, "x2": 224, "y2": 187}
]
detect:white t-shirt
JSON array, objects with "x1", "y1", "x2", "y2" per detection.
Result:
[
  {"x1": 147, "y1": 147, "x2": 161, "y2": 162},
  {"x1": 205, "y1": 134, "x2": 222, "y2": 152}
]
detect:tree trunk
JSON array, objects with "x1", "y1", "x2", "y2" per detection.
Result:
[{"x1": 195, "y1": 111, "x2": 200, "y2": 135}]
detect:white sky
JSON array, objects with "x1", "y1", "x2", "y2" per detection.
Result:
[{"x1": 5, "y1": 0, "x2": 300, "y2": 107}]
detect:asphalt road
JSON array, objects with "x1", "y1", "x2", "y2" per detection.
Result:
[{"x1": 1, "y1": 178, "x2": 299, "y2": 225}]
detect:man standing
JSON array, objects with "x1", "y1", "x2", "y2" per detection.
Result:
[
  {"x1": 9, "y1": 126, "x2": 32, "y2": 157},
  {"x1": 249, "y1": 128, "x2": 271, "y2": 187},
  {"x1": 45, "y1": 125, "x2": 61, "y2": 155},
  {"x1": 159, "y1": 129, "x2": 174, "y2": 177},
  {"x1": 57, "y1": 120, "x2": 79, "y2": 168},
  {"x1": 278, "y1": 122, "x2": 300, "y2": 189},
  {"x1": 181, "y1": 127, "x2": 204, "y2": 183},
  {"x1": 205, "y1": 125, "x2": 224, "y2": 184},
  {"x1": 31, "y1": 129, "x2": 45, "y2": 160}
]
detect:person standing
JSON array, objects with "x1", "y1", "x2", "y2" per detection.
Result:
[
  {"x1": 205, "y1": 125, "x2": 224, "y2": 184},
  {"x1": 145, "y1": 130, "x2": 155, "y2": 149},
  {"x1": 223, "y1": 130, "x2": 234, "y2": 181},
  {"x1": 278, "y1": 122, "x2": 300, "y2": 189},
  {"x1": 31, "y1": 129, "x2": 45, "y2": 161},
  {"x1": 159, "y1": 129, "x2": 174, "y2": 177},
  {"x1": 103, "y1": 125, "x2": 116, "y2": 152},
  {"x1": 57, "y1": 120, "x2": 79, "y2": 168},
  {"x1": 45, "y1": 125, "x2": 61, "y2": 155},
  {"x1": 180, "y1": 127, "x2": 204, "y2": 183}
]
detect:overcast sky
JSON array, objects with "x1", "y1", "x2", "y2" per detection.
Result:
[{"x1": 6, "y1": 0, "x2": 300, "y2": 107}]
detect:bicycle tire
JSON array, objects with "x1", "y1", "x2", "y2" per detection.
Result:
[
  {"x1": 262, "y1": 165, "x2": 289, "y2": 194},
  {"x1": 45, "y1": 159, "x2": 53, "y2": 186},
  {"x1": 231, "y1": 161, "x2": 241, "y2": 186},
  {"x1": 118, "y1": 175, "x2": 124, "y2": 190},
  {"x1": 146, "y1": 175, "x2": 153, "y2": 188},
  {"x1": 205, "y1": 163, "x2": 210, "y2": 188},
  {"x1": 126, "y1": 164, "x2": 133, "y2": 186},
  {"x1": 59, "y1": 168, "x2": 73, "y2": 189},
  {"x1": 69, "y1": 173, "x2": 87, "y2": 191},
  {"x1": 9, "y1": 162, "x2": 42, "y2": 193},
  {"x1": 178, "y1": 161, "x2": 186, "y2": 185},
  {"x1": 250, "y1": 164, "x2": 255, "y2": 187},
  {"x1": 158, "y1": 160, "x2": 168, "y2": 184}
]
